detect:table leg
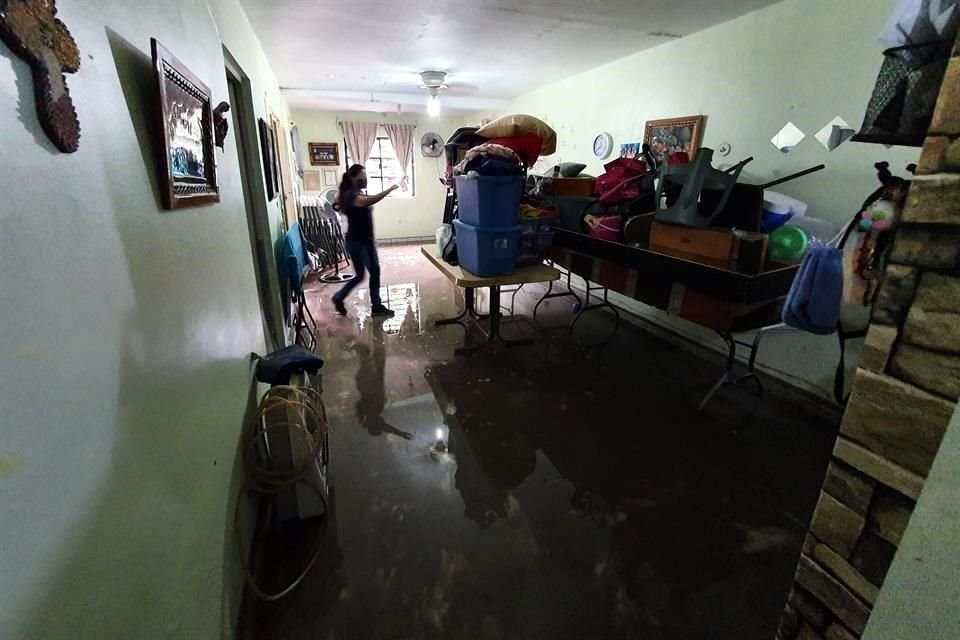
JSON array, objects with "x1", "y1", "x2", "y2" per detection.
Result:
[
  {"x1": 533, "y1": 266, "x2": 581, "y2": 322},
  {"x1": 487, "y1": 286, "x2": 534, "y2": 347},
  {"x1": 568, "y1": 281, "x2": 620, "y2": 343},
  {"x1": 451, "y1": 285, "x2": 535, "y2": 354},
  {"x1": 698, "y1": 330, "x2": 767, "y2": 412},
  {"x1": 436, "y1": 287, "x2": 483, "y2": 325}
]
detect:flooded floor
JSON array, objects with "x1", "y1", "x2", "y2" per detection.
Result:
[{"x1": 243, "y1": 244, "x2": 838, "y2": 640}]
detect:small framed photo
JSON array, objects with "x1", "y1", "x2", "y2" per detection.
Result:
[
  {"x1": 151, "y1": 38, "x2": 219, "y2": 209},
  {"x1": 323, "y1": 169, "x2": 338, "y2": 186},
  {"x1": 303, "y1": 170, "x2": 322, "y2": 191},
  {"x1": 309, "y1": 142, "x2": 340, "y2": 166}
]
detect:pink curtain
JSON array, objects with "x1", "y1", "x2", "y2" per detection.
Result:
[
  {"x1": 339, "y1": 121, "x2": 379, "y2": 168},
  {"x1": 384, "y1": 123, "x2": 416, "y2": 179}
]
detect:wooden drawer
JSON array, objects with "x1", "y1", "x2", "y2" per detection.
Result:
[
  {"x1": 547, "y1": 177, "x2": 596, "y2": 197},
  {"x1": 650, "y1": 222, "x2": 741, "y2": 262}
]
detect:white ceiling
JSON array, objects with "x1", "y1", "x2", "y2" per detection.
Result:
[{"x1": 240, "y1": 0, "x2": 782, "y2": 114}]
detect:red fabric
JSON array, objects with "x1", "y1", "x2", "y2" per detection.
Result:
[
  {"x1": 487, "y1": 134, "x2": 543, "y2": 167},
  {"x1": 668, "y1": 152, "x2": 690, "y2": 165},
  {"x1": 594, "y1": 157, "x2": 648, "y2": 204}
]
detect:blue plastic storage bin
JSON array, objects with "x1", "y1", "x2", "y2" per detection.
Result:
[
  {"x1": 453, "y1": 219, "x2": 521, "y2": 276},
  {"x1": 455, "y1": 175, "x2": 524, "y2": 227}
]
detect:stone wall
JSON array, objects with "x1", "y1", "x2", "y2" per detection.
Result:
[{"x1": 776, "y1": 39, "x2": 960, "y2": 640}]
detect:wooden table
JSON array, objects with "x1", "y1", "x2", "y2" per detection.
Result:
[{"x1": 421, "y1": 245, "x2": 560, "y2": 354}]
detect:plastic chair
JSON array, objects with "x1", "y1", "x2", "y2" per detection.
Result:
[{"x1": 654, "y1": 148, "x2": 750, "y2": 228}]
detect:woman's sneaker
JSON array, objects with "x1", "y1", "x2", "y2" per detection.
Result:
[
  {"x1": 333, "y1": 299, "x2": 347, "y2": 316},
  {"x1": 371, "y1": 305, "x2": 395, "y2": 318}
]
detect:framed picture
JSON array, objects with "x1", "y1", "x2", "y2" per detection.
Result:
[
  {"x1": 303, "y1": 170, "x2": 322, "y2": 191},
  {"x1": 620, "y1": 142, "x2": 642, "y2": 159},
  {"x1": 323, "y1": 169, "x2": 338, "y2": 186},
  {"x1": 258, "y1": 118, "x2": 278, "y2": 201},
  {"x1": 269, "y1": 120, "x2": 281, "y2": 196},
  {"x1": 643, "y1": 115, "x2": 705, "y2": 167},
  {"x1": 309, "y1": 142, "x2": 339, "y2": 166},
  {"x1": 151, "y1": 39, "x2": 219, "y2": 209}
]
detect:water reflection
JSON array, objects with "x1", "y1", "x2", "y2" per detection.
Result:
[
  {"x1": 378, "y1": 282, "x2": 422, "y2": 335},
  {"x1": 426, "y1": 357, "x2": 798, "y2": 636},
  {"x1": 354, "y1": 320, "x2": 413, "y2": 440}
]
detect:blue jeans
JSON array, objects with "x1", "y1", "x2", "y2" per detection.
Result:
[{"x1": 334, "y1": 238, "x2": 382, "y2": 307}]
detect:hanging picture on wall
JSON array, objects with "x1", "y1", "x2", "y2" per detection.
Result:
[
  {"x1": 0, "y1": 0, "x2": 82, "y2": 153},
  {"x1": 258, "y1": 118, "x2": 278, "y2": 201},
  {"x1": 150, "y1": 38, "x2": 220, "y2": 209},
  {"x1": 151, "y1": 39, "x2": 219, "y2": 209},
  {"x1": 323, "y1": 169, "x2": 338, "y2": 186},
  {"x1": 619, "y1": 142, "x2": 642, "y2": 159},
  {"x1": 303, "y1": 170, "x2": 322, "y2": 190},
  {"x1": 309, "y1": 142, "x2": 340, "y2": 166},
  {"x1": 269, "y1": 119, "x2": 282, "y2": 196},
  {"x1": 643, "y1": 115, "x2": 705, "y2": 167}
]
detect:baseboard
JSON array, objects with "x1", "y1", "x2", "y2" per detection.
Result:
[{"x1": 378, "y1": 235, "x2": 433, "y2": 246}]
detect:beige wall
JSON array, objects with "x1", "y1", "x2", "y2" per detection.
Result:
[
  {"x1": 503, "y1": 0, "x2": 920, "y2": 400},
  {"x1": 291, "y1": 109, "x2": 476, "y2": 240},
  {"x1": 0, "y1": 0, "x2": 287, "y2": 637}
]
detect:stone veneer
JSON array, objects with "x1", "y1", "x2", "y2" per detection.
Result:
[{"x1": 776, "y1": 36, "x2": 960, "y2": 640}]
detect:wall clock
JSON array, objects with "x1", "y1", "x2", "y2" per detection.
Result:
[{"x1": 592, "y1": 132, "x2": 613, "y2": 159}]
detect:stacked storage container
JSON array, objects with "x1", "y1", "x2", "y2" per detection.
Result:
[
  {"x1": 516, "y1": 209, "x2": 557, "y2": 266},
  {"x1": 453, "y1": 175, "x2": 524, "y2": 276}
]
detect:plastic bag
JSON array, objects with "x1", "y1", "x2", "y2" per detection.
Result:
[{"x1": 436, "y1": 224, "x2": 453, "y2": 255}]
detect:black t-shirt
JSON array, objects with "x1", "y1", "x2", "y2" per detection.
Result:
[{"x1": 343, "y1": 189, "x2": 374, "y2": 241}]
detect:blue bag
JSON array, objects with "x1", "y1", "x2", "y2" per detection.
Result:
[{"x1": 782, "y1": 246, "x2": 843, "y2": 334}]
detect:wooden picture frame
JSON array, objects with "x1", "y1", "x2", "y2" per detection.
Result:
[
  {"x1": 643, "y1": 115, "x2": 705, "y2": 167},
  {"x1": 309, "y1": 142, "x2": 339, "y2": 166},
  {"x1": 151, "y1": 39, "x2": 219, "y2": 209},
  {"x1": 258, "y1": 118, "x2": 280, "y2": 201}
]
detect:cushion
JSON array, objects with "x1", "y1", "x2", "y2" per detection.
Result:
[
  {"x1": 543, "y1": 162, "x2": 589, "y2": 178},
  {"x1": 477, "y1": 114, "x2": 557, "y2": 155}
]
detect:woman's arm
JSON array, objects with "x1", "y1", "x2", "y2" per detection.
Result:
[{"x1": 354, "y1": 184, "x2": 398, "y2": 207}]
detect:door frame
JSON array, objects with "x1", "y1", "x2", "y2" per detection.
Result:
[{"x1": 223, "y1": 46, "x2": 286, "y2": 348}]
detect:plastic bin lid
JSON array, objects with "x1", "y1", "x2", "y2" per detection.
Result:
[{"x1": 453, "y1": 219, "x2": 522, "y2": 233}]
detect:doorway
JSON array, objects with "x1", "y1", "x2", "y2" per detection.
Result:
[{"x1": 224, "y1": 46, "x2": 284, "y2": 349}]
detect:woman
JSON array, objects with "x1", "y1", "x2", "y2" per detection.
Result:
[{"x1": 332, "y1": 164, "x2": 398, "y2": 317}]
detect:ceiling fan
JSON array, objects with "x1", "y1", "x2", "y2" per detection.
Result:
[
  {"x1": 386, "y1": 70, "x2": 481, "y2": 117},
  {"x1": 387, "y1": 70, "x2": 482, "y2": 96}
]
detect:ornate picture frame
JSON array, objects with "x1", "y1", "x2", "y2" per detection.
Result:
[
  {"x1": 643, "y1": 115, "x2": 706, "y2": 167},
  {"x1": 151, "y1": 39, "x2": 219, "y2": 209},
  {"x1": 308, "y1": 142, "x2": 340, "y2": 166}
]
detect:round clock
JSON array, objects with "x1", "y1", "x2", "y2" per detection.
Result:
[{"x1": 592, "y1": 132, "x2": 613, "y2": 159}]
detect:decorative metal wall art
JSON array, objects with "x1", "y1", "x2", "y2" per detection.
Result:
[{"x1": 0, "y1": 0, "x2": 81, "y2": 152}]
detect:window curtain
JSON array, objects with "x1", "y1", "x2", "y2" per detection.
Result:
[
  {"x1": 339, "y1": 121, "x2": 379, "y2": 168},
  {"x1": 384, "y1": 123, "x2": 416, "y2": 180}
]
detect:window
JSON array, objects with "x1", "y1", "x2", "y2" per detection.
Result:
[{"x1": 344, "y1": 130, "x2": 415, "y2": 197}]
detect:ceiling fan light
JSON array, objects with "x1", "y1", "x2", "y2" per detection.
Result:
[{"x1": 427, "y1": 94, "x2": 441, "y2": 118}]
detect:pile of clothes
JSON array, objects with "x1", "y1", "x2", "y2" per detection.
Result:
[{"x1": 454, "y1": 143, "x2": 523, "y2": 177}]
